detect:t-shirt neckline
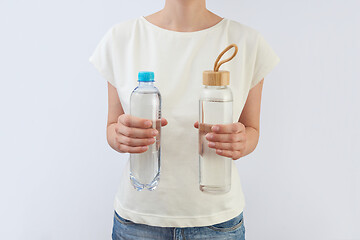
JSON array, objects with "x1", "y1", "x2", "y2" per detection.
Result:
[{"x1": 140, "y1": 16, "x2": 226, "y2": 35}]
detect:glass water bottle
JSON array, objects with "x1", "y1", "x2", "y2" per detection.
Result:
[
  {"x1": 199, "y1": 43, "x2": 238, "y2": 194},
  {"x1": 199, "y1": 70, "x2": 233, "y2": 193}
]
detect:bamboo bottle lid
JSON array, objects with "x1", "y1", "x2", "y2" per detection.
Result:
[
  {"x1": 203, "y1": 70, "x2": 230, "y2": 86},
  {"x1": 203, "y1": 44, "x2": 238, "y2": 86}
]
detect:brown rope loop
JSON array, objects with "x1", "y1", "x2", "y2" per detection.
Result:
[{"x1": 213, "y1": 44, "x2": 238, "y2": 71}]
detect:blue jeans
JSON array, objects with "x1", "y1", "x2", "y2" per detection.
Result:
[{"x1": 112, "y1": 210, "x2": 245, "y2": 240}]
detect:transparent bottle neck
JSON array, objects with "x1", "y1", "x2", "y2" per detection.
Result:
[
  {"x1": 204, "y1": 85, "x2": 228, "y2": 89},
  {"x1": 138, "y1": 81, "x2": 154, "y2": 86}
]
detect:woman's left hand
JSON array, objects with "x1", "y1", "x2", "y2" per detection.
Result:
[{"x1": 194, "y1": 121, "x2": 247, "y2": 160}]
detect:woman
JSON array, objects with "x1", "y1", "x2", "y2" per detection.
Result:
[{"x1": 89, "y1": 0, "x2": 279, "y2": 239}]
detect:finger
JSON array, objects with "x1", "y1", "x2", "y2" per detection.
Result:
[
  {"x1": 116, "y1": 124, "x2": 158, "y2": 138},
  {"x1": 116, "y1": 134, "x2": 155, "y2": 147},
  {"x1": 118, "y1": 114, "x2": 153, "y2": 128},
  {"x1": 207, "y1": 141, "x2": 244, "y2": 151},
  {"x1": 211, "y1": 122, "x2": 245, "y2": 134},
  {"x1": 205, "y1": 132, "x2": 245, "y2": 143},
  {"x1": 161, "y1": 118, "x2": 168, "y2": 127},
  {"x1": 215, "y1": 149, "x2": 242, "y2": 160},
  {"x1": 117, "y1": 144, "x2": 148, "y2": 154},
  {"x1": 194, "y1": 121, "x2": 199, "y2": 129}
]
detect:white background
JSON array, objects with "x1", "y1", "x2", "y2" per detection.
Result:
[{"x1": 0, "y1": 0, "x2": 359, "y2": 239}]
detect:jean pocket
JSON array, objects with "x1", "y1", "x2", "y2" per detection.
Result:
[
  {"x1": 114, "y1": 211, "x2": 134, "y2": 225},
  {"x1": 207, "y1": 213, "x2": 244, "y2": 232}
]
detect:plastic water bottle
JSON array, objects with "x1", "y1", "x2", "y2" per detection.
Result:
[
  {"x1": 199, "y1": 44, "x2": 238, "y2": 194},
  {"x1": 129, "y1": 71, "x2": 161, "y2": 191}
]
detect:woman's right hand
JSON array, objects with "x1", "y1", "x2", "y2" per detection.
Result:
[{"x1": 114, "y1": 114, "x2": 168, "y2": 154}]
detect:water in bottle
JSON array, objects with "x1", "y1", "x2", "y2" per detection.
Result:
[{"x1": 129, "y1": 71, "x2": 161, "y2": 191}]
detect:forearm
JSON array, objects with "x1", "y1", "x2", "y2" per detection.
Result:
[{"x1": 241, "y1": 126, "x2": 259, "y2": 158}]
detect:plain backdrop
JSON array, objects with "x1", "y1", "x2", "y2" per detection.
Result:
[{"x1": 0, "y1": 0, "x2": 359, "y2": 239}]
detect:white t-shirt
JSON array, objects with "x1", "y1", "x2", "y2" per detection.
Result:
[{"x1": 89, "y1": 16, "x2": 280, "y2": 228}]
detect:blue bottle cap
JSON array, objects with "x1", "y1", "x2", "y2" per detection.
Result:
[{"x1": 138, "y1": 71, "x2": 155, "y2": 82}]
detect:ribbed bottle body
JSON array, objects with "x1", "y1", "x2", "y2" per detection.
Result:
[{"x1": 130, "y1": 81, "x2": 161, "y2": 191}]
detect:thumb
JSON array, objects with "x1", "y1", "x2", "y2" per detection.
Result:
[{"x1": 161, "y1": 118, "x2": 168, "y2": 127}]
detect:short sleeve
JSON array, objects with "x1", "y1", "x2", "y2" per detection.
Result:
[
  {"x1": 251, "y1": 34, "x2": 280, "y2": 89},
  {"x1": 89, "y1": 26, "x2": 117, "y2": 87}
]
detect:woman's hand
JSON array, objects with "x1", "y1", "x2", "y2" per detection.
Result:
[
  {"x1": 114, "y1": 114, "x2": 168, "y2": 154},
  {"x1": 194, "y1": 121, "x2": 246, "y2": 160}
]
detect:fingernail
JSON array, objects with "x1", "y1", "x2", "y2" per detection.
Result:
[
  {"x1": 208, "y1": 142, "x2": 215, "y2": 147},
  {"x1": 212, "y1": 126, "x2": 219, "y2": 132},
  {"x1": 205, "y1": 133, "x2": 213, "y2": 139},
  {"x1": 145, "y1": 121, "x2": 152, "y2": 127},
  {"x1": 152, "y1": 130, "x2": 158, "y2": 135},
  {"x1": 148, "y1": 138, "x2": 155, "y2": 144}
]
